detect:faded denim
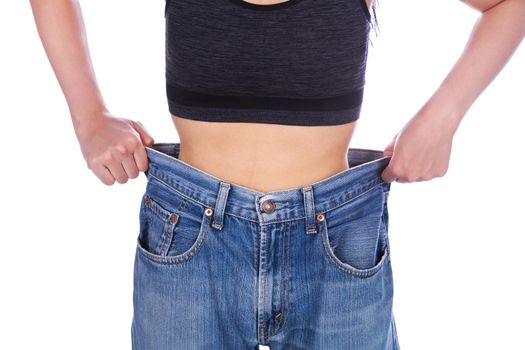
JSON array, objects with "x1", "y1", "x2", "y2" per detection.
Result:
[{"x1": 131, "y1": 142, "x2": 400, "y2": 350}]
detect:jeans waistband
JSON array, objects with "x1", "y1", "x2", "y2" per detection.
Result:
[{"x1": 144, "y1": 143, "x2": 391, "y2": 229}]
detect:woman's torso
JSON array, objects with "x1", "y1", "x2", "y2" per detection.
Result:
[{"x1": 171, "y1": 0, "x2": 372, "y2": 193}]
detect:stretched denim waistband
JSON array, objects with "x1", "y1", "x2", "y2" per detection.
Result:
[{"x1": 144, "y1": 143, "x2": 391, "y2": 230}]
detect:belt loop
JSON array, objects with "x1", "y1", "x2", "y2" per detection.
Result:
[
  {"x1": 212, "y1": 182, "x2": 231, "y2": 230},
  {"x1": 302, "y1": 185, "x2": 317, "y2": 235}
]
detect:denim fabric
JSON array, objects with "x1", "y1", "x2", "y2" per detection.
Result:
[{"x1": 131, "y1": 142, "x2": 400, "y2": 349}]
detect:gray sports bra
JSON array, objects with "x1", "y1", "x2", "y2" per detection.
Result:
[{"x1": 164, "y1": 0, "x2": 375, "y2": 126}]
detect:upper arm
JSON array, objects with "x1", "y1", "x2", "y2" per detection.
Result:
[{"x1": 459, "y1": 0, "x2": 507, "y2": 13}]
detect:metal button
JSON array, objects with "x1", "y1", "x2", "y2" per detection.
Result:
[
  {"x1": 170, "y1": 213, "x2": 178, "y2": 223},
  {"x1": 262, "y1": 199, "x2": 275, "y2": 214},
  {"x1": 316, "y1": 213, "x2": 325, "y2": 222},
  {"x1": 204, "y1": 208, "x2": 213, "y2": 217}
]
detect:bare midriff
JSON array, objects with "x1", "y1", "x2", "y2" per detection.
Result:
[{"x1": 171, "y1": 115, "x2": 358, "y2": 193}]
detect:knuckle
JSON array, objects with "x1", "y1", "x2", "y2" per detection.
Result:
[
  {"x1": 390, "y1": 165, "x2": 402, "y2": 175},
  {"x1": 113, "y1": 144, "x2": 128, "y2": 155},
  {"x1": 87, "y1": 156, "x2": 102, "y2": 168},
  {"x1": 390, "y1": 170, "x2": 402, "y2": 179},
  {"x1": 100, "y1": 151, "x2": 114, "y2": 162},
  {"x1": 127, "y1": 137, "x2": 140, "y2": 148}
]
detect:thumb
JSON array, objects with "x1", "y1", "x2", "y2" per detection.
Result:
[
  {"x1": 131, "y1": 120, "x2": 155, "y2": 146},
  {"x1": 381, "y1": 133, "x2": 398, "y2": 183},
  {"x1": 381, "y1": 162, "x2": 398, "y2": 183},
  {"x1": 383, "y1": 132, "x2": 398, "y2": 157}
]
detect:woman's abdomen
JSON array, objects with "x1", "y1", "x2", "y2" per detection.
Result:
[{"x1": 171, "y1": 114, "x2": 358, "y2": 192}]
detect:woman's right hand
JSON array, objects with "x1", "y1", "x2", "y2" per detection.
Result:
[{"x1": 74, "y1": 111, "x2": 155, "y2": 186}]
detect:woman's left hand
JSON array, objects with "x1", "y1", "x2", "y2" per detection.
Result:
[{"x1": 381, "y1": 106, "x2": 459, "y2": 183}]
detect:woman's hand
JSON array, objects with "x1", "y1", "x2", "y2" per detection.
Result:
[
  {"x1": 74, "y1": 111, "x2": 155, "y2": 186},
  {"x1": 381, "y1": 106, "x2": 459, "y2": 184},
  {"x1": 379, "y1": 0, "x2": 525, "y2": 184}
]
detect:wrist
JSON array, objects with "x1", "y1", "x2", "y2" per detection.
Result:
[
  {"x1": 420, "y1": 94, "x2": 466, "y2": 136},
  {"x1": 71, "y1": 108, "x2": 112, "y2": 137}
]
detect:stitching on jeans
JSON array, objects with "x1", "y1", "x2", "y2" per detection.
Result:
[
  {"x1": 143, "y1": 193, "x2": 189, "y2": 255},
  {"x1": 149, "y1": 165, "x2": 385, "y2": 225},
  {"x1": 260, "y1": 225, "x2": 268, "y2": 341},
  {"x1": 158, "y1": 198, "x2": 190, "y2": 256},
  {"x1": 149, "y1": 172, "x2": 208, "y2": 209},
  {"x1": 267, "y1": 220, "x2": 291, "y2": 337},
  {"x1": 322, "y1": 180, "x2": 383, "y2": 215},
  {"x1": 136, "y1": 211, "x2": 210, "y2": 265},
  {"x1": 253, "y1": 221, "x2": 260, "y2": 342},
  {"x1": 319, "y1": 219, "x2": 390, "y2": 278}
]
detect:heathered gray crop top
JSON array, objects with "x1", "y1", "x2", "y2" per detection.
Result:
[{"x1": 164, "y1": 0, "x2": 375, "y2": 126}]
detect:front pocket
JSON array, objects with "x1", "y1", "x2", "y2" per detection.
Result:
[
  {"x1": 136, "y1": 189, "x2": 212, "y2": 265},
  {"x1": 319, "y1": 183, "x2": 390, "y2": 278}
]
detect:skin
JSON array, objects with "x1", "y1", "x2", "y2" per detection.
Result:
[{"x1": 30, "y1": 0, "x2": 525, "y2": 188}]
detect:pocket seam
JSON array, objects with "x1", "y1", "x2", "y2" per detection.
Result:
[
  {"x1": 142, "y1": 194, "x2": 187, "y2": 256},
  {"x1": 319, "y1": 217, "x2": 390, "y2": 278},
  {"x1": 136, "y1": 208, "x2": 211, "y2": 266}
]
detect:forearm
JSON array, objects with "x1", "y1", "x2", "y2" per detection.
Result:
[
  {"x1": 422, "y1": 0, "x2": 525, "y2": 133},
  {"x1": 30, "y1": 0, "x2": 109, "y2": 129}
]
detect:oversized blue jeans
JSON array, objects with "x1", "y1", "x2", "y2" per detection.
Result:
[{"x1": 131, "y1": 143, "x2": 400, "y2": 349}]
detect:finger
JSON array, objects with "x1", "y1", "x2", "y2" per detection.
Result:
[
  {"x1": 383, "y1": 133, "x2": 398, "y2": 157},
  {"x1": 132, "y1": 120, "x2": 155, "y2": 146},
  {"x1": 383, "y1": 141, "x2": 394, "y2": 157},
  {"x1": 121, "y1": 155, "x2": 140, "y2": 179},
  {"x1": 90, "y1": 163, "x2": 116, "y2": 186},
  {"x1": 133, "y1": 145, "x2": 149, "y2": 173},
  {"x1": 106, "y1": 160, "x2": 129, "y2": 184},
  {"x1": 381, "y1": 165, "x2": 399, "y2": 183}
]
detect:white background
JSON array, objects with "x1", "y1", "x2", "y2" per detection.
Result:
[{"x1": 1, "y1": 0, "x2": 524, "y2": 349}]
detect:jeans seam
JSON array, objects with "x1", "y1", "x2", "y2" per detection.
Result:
[
  {"x1": 136, "y1": 211, "x2": 210, "y2": 265},
  {"x1": 267, "y1": 220, "x2": 291, "y2": 337},
  {"x1": 319, "y1": 218, "x2": 390, "y2": 278}
]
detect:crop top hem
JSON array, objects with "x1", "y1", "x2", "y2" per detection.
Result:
[
  {"x1": 167, "y1": 100, "x2": 362, "y2": 127},
  {"x1": 166, "y1": 82, "x2": 364, "y2": 126}
]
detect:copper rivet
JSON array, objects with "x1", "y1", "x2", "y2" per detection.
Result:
[
  {"x1": 145, "y1": 196, "x2": 151, "y2": 206},
  {"x1": 170, "y1": 214, "x2": 178, "y2": 223},
  {"x1": 205, "y1": 208, "x2": 213, "y2": 216},
  {"x1": 316, "y1": 213, "x2": 325, "y2": 222},
  {"x1": 262, "y1": 199, "x2": 275, "y2": 213}
]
